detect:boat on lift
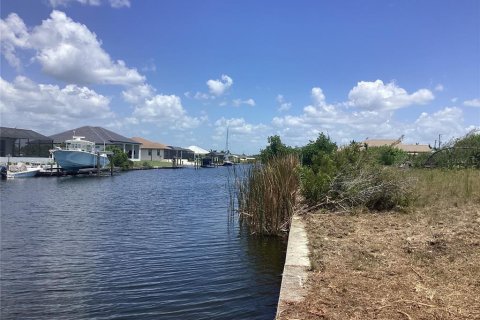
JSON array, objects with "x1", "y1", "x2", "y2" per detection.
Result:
[{"x1": 51, "y1": 136, "x2": 109, "y2": 172}]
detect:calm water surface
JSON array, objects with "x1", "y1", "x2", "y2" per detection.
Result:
[{"x1": 0, "y1": 168, "x2": 286, "y2": 319}]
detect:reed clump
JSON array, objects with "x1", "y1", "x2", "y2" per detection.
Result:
[{"x1": 236, "y1": 154, "x2": 300, "y2": 236}]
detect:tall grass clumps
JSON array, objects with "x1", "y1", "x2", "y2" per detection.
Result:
[{"x1": 237, "y1": 154, "x2": 300, "y2": 236}]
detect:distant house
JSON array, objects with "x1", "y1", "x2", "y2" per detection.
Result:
[
  {"x1": 166, "y1": 146, "x2": 195, "y2": 161},
  {"x1": 396, "y1": 144, "x2": 432, "y2": 155},
  {"x1": 187, "y1": 145, "x2": 209, "y2": 156},
  {"x1": 50, "y1": 126, "x2": 141, "y2": 161},
  {"x1": 363, "y1": 138, "x2": 431, "y2": 155},
  {"x1": 0, "y1": 127, "x2": 53, "y2": 163},
  {"x1": 363, "y1": 139, "x2": 400, "y2": 148},
  {"x1": 131, "y1": 137, "x2": 170, "y2": 161}
]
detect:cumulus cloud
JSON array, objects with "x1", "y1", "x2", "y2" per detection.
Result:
[
  {"x1": 271, "y1": 82, "x2": 469, "y2": 148},
  {"x1": 0, "y1": 76, "x2": 113, "y2": 132},
  {"x1": 0, "y1": 13, "x2": 30, "y2": 69},
  {"x1": 206, "y1": 74, "x2": 233, "y2": 96},
  {"x1": 213, "y1": 117, "x2": 270, "y2": 149},
  {"x1": 464, "y1": 98, "x2": 480, "y2": 107},
  {"x1": 277, "y1": 94, "x2": 292, "y2": 112},
  {"x1": 232, "y1": 98, "x2": 255, "y2": 107},
  {"x1": 122, "y1": 84, "x2": 156, "y2": 104},
  {"x1": 123, "y1": 86, "x2": 204, "y2": 130},
  {"x1": 347, "y1": 80, "x2": 434, "y2": 111},
  {"x1": 1, "y1": 11, "x2": 144, "y2": 85},
  {"x1": 411, "y1": 107, "x2": 466, "y2": 142},
  {"x1": 49, "y1": 0, "x2": 130, "y2": 8}
]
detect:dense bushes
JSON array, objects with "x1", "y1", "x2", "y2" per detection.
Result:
[
  {"x1": 106, "y1": 146, "x2": 133, "y2": 170},
  {"x1": 425, "y1": 132, "x2": 480, "y2": 168},
  {"x1": 258, "y1": 135, "x2": 297, "y2": 163},
  {"x1": 300, "y1": 140, "x2": 414, "y2": 211}
]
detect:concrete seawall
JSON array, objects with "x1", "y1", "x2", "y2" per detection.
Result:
[{"x1": 276, "y1": 215, "x2": 310, "y2": 319}]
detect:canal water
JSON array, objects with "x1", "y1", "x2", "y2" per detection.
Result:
[{"x1": 0, "y1": 168, "x2": 286, "y2": 320}]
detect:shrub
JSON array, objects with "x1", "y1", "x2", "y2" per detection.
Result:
[
  {"x1": 259, "y1": 135, "x2": 297, "y2": 163},
  {"x1": 366, "y1": 146, "x2": 408, "y2": 166},
  {"x1": 301, "y1": 133, "x2": 337, "y2": 167},
  {"x1": 300, "y1": 144, "x2": 415, "y2": 211},
  {"x1": 142, "y1": 161, "x2": 153, "y2": 168}
]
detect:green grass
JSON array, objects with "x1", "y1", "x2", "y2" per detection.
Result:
[
  {"x1": 409, "y1": 168, "x2": 480, "y2": 207},
  {"x1": 133, "y1": 160, "x2": 173, "y2": 168}
]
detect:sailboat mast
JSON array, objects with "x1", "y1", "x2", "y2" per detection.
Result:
[{"x1": 225, "y1": 127, "x2": 229, "y2": 154}]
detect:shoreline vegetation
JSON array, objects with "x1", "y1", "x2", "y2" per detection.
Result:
[{"x1": 232, "y1": 132, "x2": 480, "y2": 319}]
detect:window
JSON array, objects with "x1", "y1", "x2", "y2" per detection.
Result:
[
  {"x1": 157, "y1": 150, "x2": 160, "y2": 156},
  {"x1": 148, "y1": 150, "x2": 152, "y2": 156}
]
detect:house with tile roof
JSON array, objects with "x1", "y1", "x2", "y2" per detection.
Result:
[
  {"x1": 131, "y1": 137, "x2": 171, "y2": 161},
  {"x1": 363, "y1": 138, "x2": 431, "y2": 155},
  {"x1": 50, "y1": 126, "x2": 141, "y2": 161}
]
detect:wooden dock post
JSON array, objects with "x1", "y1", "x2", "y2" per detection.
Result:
[
  {"x1": 110, "y1": 156, "x2": 114, "y2": 176},
  {"x1": 96, "y1": 152, "x2": 101, "y2": 176}
]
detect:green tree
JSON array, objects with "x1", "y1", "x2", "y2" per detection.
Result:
[
  {"x1": 106, "y1": 146, "x2": 131, "y2": 169},
  {"x1": 259, "y1": 135, "x2": 295, "y2": 163},
  {"x1": 301, "y1": 133, "x2": 337, "y2": 167}
]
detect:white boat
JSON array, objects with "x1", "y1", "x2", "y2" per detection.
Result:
[
  {"x1": 51, "y1": 136, "x2": 109, "y2": 172},
  {"x1": 1, "y1": 164, "x2": 41, "y2": 179}
]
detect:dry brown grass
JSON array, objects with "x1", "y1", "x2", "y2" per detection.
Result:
[{"x1": 278, "y1": 169, "x2": 480, "y2": 320}]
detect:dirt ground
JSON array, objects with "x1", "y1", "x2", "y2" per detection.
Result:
[{"x1": 277, "y1": 204, "x2": 480, "y2": 320}]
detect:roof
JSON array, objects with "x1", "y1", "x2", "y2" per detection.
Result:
[
  {"x1": 0, "y1": 127, "x2": 52, "y2": 141},
  {"x1": 168, "y1": 146, "x2": 194, "y2": 152},
  {"x1": 363, "y1": 138, "x2": 431, "y2": 153},
  {"x1": 131, "y1": 137, "x2": 170, "y2": 149},
  {"x1": 50, "y1": 126, "x2": 139, "y2": 145},
  {"x1": 187, "y1": 145, "x2": 209, "y2": 155},
  {"x1": 364, "y1": 139, "x2": 398, "y2": 147},
  {"x1": 397, "y1": 144, "x2": 431, "y2": 153}
]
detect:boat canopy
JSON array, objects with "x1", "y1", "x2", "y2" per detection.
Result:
[{"x1": 65, "y1": 136, "x2": 96, "y2": 153}]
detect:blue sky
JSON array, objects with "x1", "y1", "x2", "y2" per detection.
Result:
[{"x1": 1, "y1": 0, "x2": 479, "y2": 154}]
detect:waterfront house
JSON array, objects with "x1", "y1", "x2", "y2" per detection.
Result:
[
  {"x1": 166, "y1": 146, "x2": 195, "y2": 161},
  {"x1": 50, "y1": 126, "x2": 141, "y2": 161},
  {"x1": 187, "y1": 145, "x2": 209, "y2": 156},
  {"x1": 131, "y1": 137, "x2": 171, "y2": 161},
  {"x1": 0, "y1": 127, "x2": 54, "y2": 164},
  {"x1": 363, "y1": 138, "x2": 431, "y2": 155}
]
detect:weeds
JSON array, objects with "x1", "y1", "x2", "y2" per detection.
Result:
[{"x1": 235, "y1": 154, "x2": 299, "y2": 236}]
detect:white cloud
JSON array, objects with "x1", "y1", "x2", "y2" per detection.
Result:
[
  {"x1": 276, "y1": 94, "x2": 292, "y2": 112},
  {"x1": 1, "y1": 11, "x2": 144, "y2": 86},
  {"x1": 49, "y1": 0, "x2": 130, "y2": 8},
  {"x1": 271, "y1": 82, "x2": 470, "y2": 148},
  {"x1": 232, "y1": 98, "x2": 255, "y2": 107},
  {"x1": 122, "y1": 84, "x2": 156, "y2": 104},
  {"x1": 206, "y1": 74, "x2": 233, "y2": 96},
  {"x1": 0, "y1": 76, "x2": 113, "y2": 133},
  {"x1": 0, "y1": 13, "x2": 30, "y2": 69},
  {"x1": 129, "y1": 92, "x2": 205, "y2": 130},
  {"x1": 464, "y1": 98, "x2": 480, "y2": 107},
  {"x1": 347, "y1": 80, "x2": 434, "y2": 111},
  {"x1": 412, "y1": 107, "x2": 466, "y2": 143},
  {"x1": 434, "y1": 84, "x2": 444, "y2": 92},
  {"x1": 213, "y1": 117, "x2": 270, "y2": 150},
  {"x1": 108, "y1": 0, "x2": 130, "y2": 8}
]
